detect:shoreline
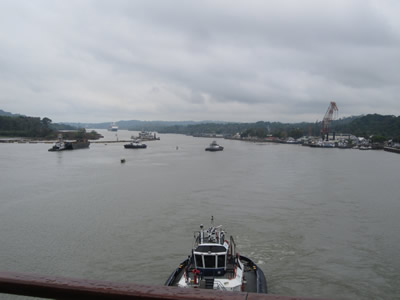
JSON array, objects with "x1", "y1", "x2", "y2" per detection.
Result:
[{"x1": 0, "y1": 138, "x2": 158, "y2": 144}]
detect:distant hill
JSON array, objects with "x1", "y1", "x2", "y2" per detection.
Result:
[
  {"x1": 154, "y1": 114, "x2": 400, "y2": 140},
  {"x1": 155, "y1": 116, "x2": 362, "y2": 137},
  {"x1": 0, "y1": 111, "x2": 96, "y2": 138},
  {"x1": 3, "y1": 111, "x2": 398, "y2": 139},
  {"x1": 334, "y1": 114, "x2": 400, "y2": 138},
  {"x1": 0, "y1": 109, "x2": 78, "y2": 131},
  {"x1": 0, "y1": 109, "x2": 23, "y2": 117},
  {"x1": 65, "y1": 120, "x2": 227, "y2": 130},
  {"x1": 0, "y1": 115, "x2": 54, "y2": 138},
  {"x1": 67, "y1": 117, "x2": 368, "y2": 138}
]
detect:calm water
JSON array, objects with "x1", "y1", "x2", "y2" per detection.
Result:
[{"x1": 1, "y1": 130, "x2": 399, "y2": 299}]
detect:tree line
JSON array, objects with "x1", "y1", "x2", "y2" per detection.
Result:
[
  {"x1": 0, "y1": 116, "x2": 54, "y2": 137},
  {"x1": 0, "y1": 115, "x2": 101, "y2": 139},
  {"x1": 155, "y1": 114, "x2": 400, "y2": 141}
]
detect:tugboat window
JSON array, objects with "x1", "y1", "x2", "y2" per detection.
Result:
[
  {"x1": 204, "y1": 255, "x2": 216, "y2": 268},
  {"x1": 195, "y1": 255, "x2": 203, "y2": 268},
  {"x1": 217, "y1": 254, "x2": 226, "y2": 268},
  {"x1": 195, "y1": 245, "x2": 226, "y2": 252}
]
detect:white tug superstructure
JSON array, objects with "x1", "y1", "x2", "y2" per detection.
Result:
[
  {"x1": 165, "y1": 217, "x2": 267, "y2": 293},
  {"x1": 177, "y1": 219, "x2": 244, "y2": 291}
]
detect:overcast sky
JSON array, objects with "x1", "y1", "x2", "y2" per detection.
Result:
[{"x1": 1, "y1": 0, "x2": 399, "y2": 123}]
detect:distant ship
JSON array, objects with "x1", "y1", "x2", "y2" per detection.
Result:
[{"x1": 109, "y1": 122, "x2": 118, "y2": 132}]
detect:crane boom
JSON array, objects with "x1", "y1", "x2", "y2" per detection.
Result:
[{"x1": 321, "y1": 101, "x2": 338, "y2": 140}]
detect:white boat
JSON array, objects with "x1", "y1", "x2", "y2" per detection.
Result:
[
  {"x1": 109, "y1": 122, "x2": 118, "y2": 131},
  {"x1": 165, "y1": 217, "x2": 267, "y2": 293},
  {"x1": 205, "y1": 141, "x2": 224, "y2": 151},
  {"x1": 359, "y1": 145, "x2": 372, "y2": 150},
  {"x1": 131, "y1": 131, "x2": 160, "y2": 141},
  {"x1": 321, "y1": 141, "x2": 335, "y2": 148}
]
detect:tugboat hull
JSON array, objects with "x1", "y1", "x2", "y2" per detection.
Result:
[
  {"x1": 205, "y1": 141, "x2": 224, "y2": 151},
  {"x1": 205, "y1": 147, "x2": 224, "y2": 151},
  {"x1": 165, "y1": 255, "x2": 267, "y2": 293},
  {"x1": 124, "y1": 144, "x2": 147, "y2": 149},
  {"x1": 165, "y1": 218, "x2": 267, "y2": 294}
]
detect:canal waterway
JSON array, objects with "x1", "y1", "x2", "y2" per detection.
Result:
[{"x1": 0, "y1": 130, "x2": 399, "y2": 299}]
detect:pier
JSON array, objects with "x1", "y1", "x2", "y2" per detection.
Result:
[{"x1": 384, "y1": 146, "x2": 400, "y2": 154}]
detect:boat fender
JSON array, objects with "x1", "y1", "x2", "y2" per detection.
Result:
[{"x1": 192, "y1": 269, "x2": 200, "y2": 284}]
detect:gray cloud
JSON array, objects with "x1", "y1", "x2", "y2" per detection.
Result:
[{"x1": 0, "y1": 0, "x2": 399, "y2": 123}]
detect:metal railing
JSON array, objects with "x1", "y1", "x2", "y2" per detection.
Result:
[
  {"x1": 0, "y1": 271, "x2": 329, "y2": 300},
  {"x1": 214, "y1": 280, "x2": 228, "y2": 291}
]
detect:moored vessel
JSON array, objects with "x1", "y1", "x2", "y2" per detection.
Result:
[
  {"x1": 205, "y1": 141, "x2": 224, "y2": 151},
  {"x1": 48, "y1": 135, "x2": 90, "y2": 151},
  {"x1": 124, "y1": 140, "x2": 147, "y2": 149},
  {"x1": 165, "y1": 217, "x2": 267, "y2": 293},
  {"x1": 131, "y1": 131, "x2": 160, "y2": 141}
]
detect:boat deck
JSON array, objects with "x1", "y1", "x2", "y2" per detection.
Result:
[{"x1": 167, "y1": 257, "x2": 260, "y2": 293}]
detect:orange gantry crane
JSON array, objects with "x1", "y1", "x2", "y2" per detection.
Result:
[{"x1": 321, "y1": 101, "x2": 338, "y2": 140}]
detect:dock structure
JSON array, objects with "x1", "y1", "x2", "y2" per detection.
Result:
[
  {"x1": 0, "y1": 271, "x2": 329, "y2": 300},
  {"x1": 384, "y1": 147, "x2": 400, "y2": 154}
]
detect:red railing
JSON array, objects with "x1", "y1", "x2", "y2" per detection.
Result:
[{"x1": 0, "y1": 271, "x2": 328, "y2": 300}]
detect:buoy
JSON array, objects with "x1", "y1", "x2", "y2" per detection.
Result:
[{"x1": 121, "y1": 158, "x2": 126, "y2": 163}]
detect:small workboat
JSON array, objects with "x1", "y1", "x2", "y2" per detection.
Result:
[
  {"x1": 165, "y1": 217, "x2": 267, "y2": 293},
  {"x1": 48, "y1": 134, "x2": 90, "y2": 151},
  {"x1": 124, "y1": 140, "x2": 147, "y2": 149},
  {"x1": 205, "y1": 141, "x2": 224, "y2": 151}
]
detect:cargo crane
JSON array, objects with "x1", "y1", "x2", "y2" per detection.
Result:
[{"x1": 321, "y1": 101, "x2": 338, "y2": 141}]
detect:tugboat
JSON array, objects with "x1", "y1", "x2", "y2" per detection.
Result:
[
  {"x1": 205, "y1": 141, "x2": 224, "y2": 151},
  {"x1": 124, "y1": 139, "x2": 147, "y2": 149},
  {"x1": 48, "y1": 134, "x2": 90, "y2": 151},
  {"x1": 165, "y1": 217, "x2": 267, "y2": 293}
]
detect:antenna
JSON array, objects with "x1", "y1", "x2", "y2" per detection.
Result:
[{"x1": 211, "y1": 216, "x2": 214, "y2": 226}]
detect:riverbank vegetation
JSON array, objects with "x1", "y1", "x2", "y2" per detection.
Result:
[
  {"x1": 155, "y1": 114, "x2": 400, "y2": 141},
  {"x1": 2, "y1": 110, "x2": 399, "y2": 142},
  {"x1": 0, "y1": 115, "x2": 101, "y2": 140}
]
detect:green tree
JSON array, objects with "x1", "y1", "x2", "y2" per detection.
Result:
[
  {"x1": 41, "y1": 117, "x2": 52, "y2": 127},
  {"x1": 287, "y1": 128, "x2": 303, "y2": 139},
  {"x1": 370, "y1": 135, "x2": 386, "y2": 144},
  {"x1": 75, "y1": 128, "x2": 86, "y2": 139}
]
